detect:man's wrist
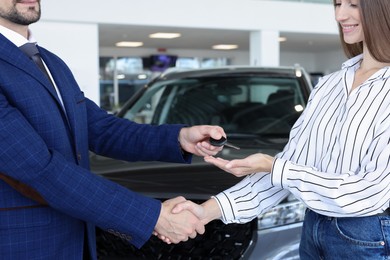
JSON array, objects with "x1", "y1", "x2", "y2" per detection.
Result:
[{"x1": 178, "y1": 138, "x2": 187, "y2": 155}]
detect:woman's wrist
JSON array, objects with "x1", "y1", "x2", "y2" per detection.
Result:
[{"x1": 201, "y1": 198, "x2": 222, "y2": 224}]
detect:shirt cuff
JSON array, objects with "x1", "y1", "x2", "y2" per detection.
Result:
[
  {"x1": 271, "y1": 158, "x2": 289, "y2": 188},
  {"x1": 212, "y1": 192, "x2": 237, "y2": 224}
]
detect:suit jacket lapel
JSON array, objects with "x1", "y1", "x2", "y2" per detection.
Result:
[
  {"x1": 1, "y1": 35, "x2": 82, "y2": 151},
  {"x1": 0, "y1": 34, "x2": 60, "y2": 102},
  {"x1": 38, "y1": 47, "x2": 82, "y2": 150},
  {"x1": 1, "y1": 35, "x2": 74, "y2": 143}
]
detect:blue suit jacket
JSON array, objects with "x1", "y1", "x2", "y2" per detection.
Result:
[{"x1": 0, "y1": 34, "x2": 190, "y2": 259}]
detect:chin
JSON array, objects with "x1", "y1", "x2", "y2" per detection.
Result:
[{"x1": 343, "y1": 38, "x2": 362, "y2": 45}]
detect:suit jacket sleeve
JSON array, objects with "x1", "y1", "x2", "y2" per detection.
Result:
[{"x1": 0, "y1": 42, "x2": 190, "y2": 248}]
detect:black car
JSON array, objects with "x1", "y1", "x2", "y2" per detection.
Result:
[{"x1": 92, "y1": 66, "x2": 313, "y2": 259}]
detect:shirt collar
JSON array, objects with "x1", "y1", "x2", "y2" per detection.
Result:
[
  {"x1": 0, "y1": 25, "x2": 36, "y2": 47},
  {"x1": 341, "y1": 54, "x2": 390, "y2": 79},
  {"x1": 341, "y1": 54, "x2": 363, "y2": 70}
]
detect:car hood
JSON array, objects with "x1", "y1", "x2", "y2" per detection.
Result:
[{"x1": 90, "y1": 143, "x2": 284, "y2": 200}]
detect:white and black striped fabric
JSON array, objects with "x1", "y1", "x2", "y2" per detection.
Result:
[{"x1": 215, "y1": 54, "x2": 390, "y2": 223}]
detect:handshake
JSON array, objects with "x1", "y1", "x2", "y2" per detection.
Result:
[{"x1": 153, "y1": 196, "x2": 221, "y2": 244}]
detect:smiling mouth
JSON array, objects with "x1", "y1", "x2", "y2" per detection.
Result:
[
  {"x1": 17, "y1": 0, "x2": 38, "y2": 4},
  {"x1": 341, "y1": 24, "x2": 358, "y2": 33},
  {"x1": 342, "y1": 25, "x2": 357, "y2": 29}
]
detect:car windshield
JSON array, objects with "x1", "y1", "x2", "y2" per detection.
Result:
[{"x1": 122, "y1": 75, "x2": 306, "y2": 136}]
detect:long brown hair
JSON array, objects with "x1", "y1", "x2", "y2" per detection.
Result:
[{"x1": 334, "y1": 0, "x2": 390, "y2": 62}]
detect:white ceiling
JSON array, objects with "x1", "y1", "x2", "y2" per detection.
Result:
[{"x1": 99, "y1": 24, "x2": 342, "y2": 53}]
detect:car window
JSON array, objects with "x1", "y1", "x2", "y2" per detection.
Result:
[{"x1": 123, "y1": 76, "x2": 306, "y2": 136}]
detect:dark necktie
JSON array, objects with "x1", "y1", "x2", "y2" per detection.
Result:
[{"x1": 19, "y1": 43, "x2": 55, "y2": 87}]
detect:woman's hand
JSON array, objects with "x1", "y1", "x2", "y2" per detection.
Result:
[{"x1": 204, "y1": 153, "x2": 275, "y2": 177}]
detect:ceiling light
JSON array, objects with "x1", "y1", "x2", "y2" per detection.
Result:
[
  {"x1": 116, "y1": 41, "x2": 143, "y2": 47},
  {"x1": 149, "y1": 33, "x2": 181, "y2": 39},
  {"x1": 212, "y1": 44, "x2": 238, "y2": 50},
  {"x1": 279, "y1": 37, "x2": 287, "y2": 42}
]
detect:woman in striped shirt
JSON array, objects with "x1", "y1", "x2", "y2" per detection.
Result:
[{"x1": 169, "y1": 0, "x2": 390, "y2": 258}]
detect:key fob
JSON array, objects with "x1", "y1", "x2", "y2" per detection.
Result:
[
  {"x1": 209, "y1": 136, "x2": 240, "y2": 150},
  {"x1": 209, "y1": 137, "x2": 227, "y2": 147}
]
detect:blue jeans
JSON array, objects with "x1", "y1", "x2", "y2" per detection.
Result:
[{"x1": 299, "y1": 209, "x2": 390, "y2": 259}]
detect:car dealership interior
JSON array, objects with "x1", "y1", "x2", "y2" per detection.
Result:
[
  {"x1": 6, "y1": 1, "x2": 390, "y2": 259},
  {"x1": 32, "y1": 0, "x2": 340, "y2": 109}
]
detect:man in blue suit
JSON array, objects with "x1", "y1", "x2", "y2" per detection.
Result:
[{"x1": 0, "y1": 0, "x2": 226, "y2": 259}]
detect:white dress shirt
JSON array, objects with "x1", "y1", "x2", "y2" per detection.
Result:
[{"x1": 215, "y1": 54, "x2": 390, "y2": 223}]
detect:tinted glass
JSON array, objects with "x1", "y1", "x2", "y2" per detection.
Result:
[{"x1": 123, "y1": 76, "x2": 305, "y2": 136}]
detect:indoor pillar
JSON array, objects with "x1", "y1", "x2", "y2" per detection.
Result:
[{"x1": 250, "y1": 30, "x2": 280, "y2": 67}]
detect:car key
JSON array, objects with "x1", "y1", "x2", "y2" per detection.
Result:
[{"x1": 209, "y1": 136, "x2": 240, "y2": 150}]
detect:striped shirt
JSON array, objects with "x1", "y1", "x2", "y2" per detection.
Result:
[{"x1": 215, "y1": 54, "x2": 390, "y2": 223}]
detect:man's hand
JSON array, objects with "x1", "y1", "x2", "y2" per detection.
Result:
[
  {"x1": 178, "y1": 125, "x2": 225, "y2": 157},
  {"x1": 204, "y1": 153, "x2": 275, "y2": 177},
  {"x1": 154, "y1": 196, "x2": 205, "y2": 244},
  {"x1": 155, "y1": 198, "x2": 222, "y2": 244},
  {"x1": 172, "y1": 198, "x2": 221, "y2": 225}
]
